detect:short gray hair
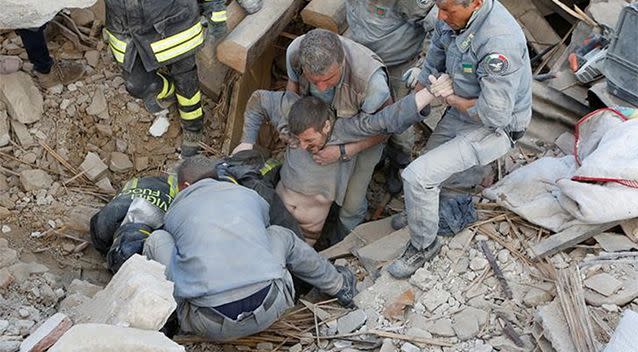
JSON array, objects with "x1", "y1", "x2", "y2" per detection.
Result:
[
  {"x1": 299, "y1": 29, "x2": 344, "y2": 75},
  {"x1": 436, "y1": 0, "x2": 474, "y2": 6}
]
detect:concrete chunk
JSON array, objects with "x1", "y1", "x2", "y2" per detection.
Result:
[
  {"x1": 19, "y1": 169, "x2": 53, "y2": 192},
  {"x1": 109, "y1": 152, "x2": 133, "y2": 173},
  {"x1": 0, "y1": 72, "x2": 43, "y2": 124},
  {"x1": 0, "y1": 110, "x2": 9, "y2": 147},
  {"x1": 67, "y1": 279, "x2": 103, "y2": 298},
  {"x1": 452, "y1": 307, "x2": 488, "y2": 340},
  {"x1": 354, "y1": 228, "x2": 410, "y2": 271},
  {"x1": 48, "y1": 324, "x2": 184, "y2": 352},
  {"x1": 594, "y1": 233, "x2": 638, "y2": 252},
  {"x1": 20, "y1": 313, "x2": 72, "y2": 352},
  {"x1": 86, "y1": 87, "x2": 109, "y2": 119},
  {"x1": 427, "y1": 318, "x2": 455, "y2": 337},
  {"x1": 0, "y1": 247, "x2": 18, "y2": 269},
  {"x1": 79, "y1": 152, "x2": 108, "y2": 181},
  {"x1": 72, "y1": 254, "x2": 176, "y2": 330},
  {"x1": 584, "y1": 273, "x2": 623, "y2": 297},
  {"x1": 536, "y1": 300, "x2": 576, "y2": 352},
  {"x1": 11, "y1": 120, "x2": 35, "y2": 147},
  {"x1": 337, "y1": 309, "x2": 367, "y2": 334}
]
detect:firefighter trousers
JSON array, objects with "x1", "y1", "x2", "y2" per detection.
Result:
[{"x1": 124, "y1": 54, "x2": 203, "y2": 132}]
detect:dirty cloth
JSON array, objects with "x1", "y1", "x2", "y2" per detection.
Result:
[
  {"x1": 438, "y1": 194, "x2": 477, "y2": 237},
  {"x1": 484, "y1": 109, "x2": 638, "y2": 231}
]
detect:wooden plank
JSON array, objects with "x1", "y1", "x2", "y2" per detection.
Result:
[
  {"x1": 197, "y1": 1, "x2": 247, "y2": 99},
  {"x1": 320, "y1": 217, "x2": 395, "y2": 259},
  {"x1": 532, "y1": 222, "x2": 621, "y2": 259},
  {"x1": 301, "y1": 0, "x2": 348, "y2": 34},
  {"x1": 221, "y1": 46, "x2": 276, "y2": 154},
  {"x1": 216, "y1": 0, "x2": 303, "y2": 73}
]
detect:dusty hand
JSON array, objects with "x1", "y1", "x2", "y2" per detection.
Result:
[
  {"x1": 312, "y1": 145, "x2": 340, "y2": 165},
  {"x1": 428, "y1": 74, "x2": 453, "y2": 98},
  {"x1": 402, "y1": 67, "x2": 422, "y2": 89},
  {"x1": 232, "y1": 142, "x2": 253, "y2": 155}
]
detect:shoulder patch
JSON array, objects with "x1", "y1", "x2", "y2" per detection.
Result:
[
  {"x1": 484, "y1": 53, "x2": 509, "y2": 75},
  {"x1": 416, "y1": 0, "x2": 431, "y2": 9}
]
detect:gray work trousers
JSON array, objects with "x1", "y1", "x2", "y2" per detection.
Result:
[
  {"x1": 401, "y1": 112, "x2": 512, "y2": 249},
  {"x1": 387, "y1": 60, "x2": 416, "y2": 156},
  {"x1": 143, "y1": 225, "x2": 343, "y2": 341},
  {"x1": 339, "y1": 143, "x2": 385, "y2": 230}
]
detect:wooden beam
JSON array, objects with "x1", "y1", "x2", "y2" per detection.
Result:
[
  {"x1": 532, "y1": 222, "x2": 621, "y2": 259},
  {"x1": 301, "y1": 0, "x2": 348, "y2": 34},
  {"x1": 221, "y1": 46, "x2": 276, "y2": 154},
  {"x1": 216, "y1": 0, "x2": 303, "y2": 74},
  {"x1": 197, "y1": 1, "x2": 247, "y2": 100}
]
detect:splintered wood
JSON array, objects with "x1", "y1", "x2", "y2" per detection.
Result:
[{"x1": 556, "y1": 266, "x2": 598, "y2": 352}]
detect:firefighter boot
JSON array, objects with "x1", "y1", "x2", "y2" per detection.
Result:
[{"x1": 180, "y1": 129, "x2": 203, "y2": 158}]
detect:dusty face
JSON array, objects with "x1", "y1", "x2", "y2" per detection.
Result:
[
  {"x1": 304, "y1": 63, "x2": 342, "y2": 92},
  {"x1": 296, "y1": 120, "x2": 332, "y2": 154},
  {"x1": 436, "y1": 0, "x2": 483, "y2": 31}
]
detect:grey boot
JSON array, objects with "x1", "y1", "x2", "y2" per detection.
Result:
[
  {"x1": 334, "y1": 266, "x2": 357, "y2": 308},
  {"x1": 387, "y1": 239, "x2": 442, "y2": 279},
  {"x1": 391, "y1": 211, "x2": 407, "y2": 230}
]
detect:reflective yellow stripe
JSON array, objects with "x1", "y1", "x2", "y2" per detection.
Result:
[
  {"x1": 150, "y1": 23, "x2": 203, "y2": 53},
  {"x1": 154, "y1": 31, "x2": 204, "y2": 63},
  {"x1": 139, "y1": 229, "x2": 152, "y2": 236},
  {"x1": 109, "y1": 44, "x2": 125, "y2": 63},
  {"x1": 156, "y1": 73, "x2": 174, "y2": 100},
  {"x1": 105, "y1": 29, "x2": 127, "y2": 53},
  {"x1": 220, "y1": 176, "x2": 239, "y2": 185},
  {"x1": 260, "y1": 159, "x2": 282, "y2": 175},
  {"x1": 167, "y1": 175, "x2": 178, "y2": 198},
  {"x1": 211, "y1": 10, "x2": 227, "y2": 22},
  {"x1": 176, "y1": 91, "x2": 201, "y2": 107},
  {"x1": 179, "y1": 107, "x2": 203, "y2": 120}
]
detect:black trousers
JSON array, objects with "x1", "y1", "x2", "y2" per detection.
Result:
[
  {"x1": 123, "y1": 54, "x2": 203, "y2": 132},
  {"x1": 16, "y1": 25, "x2": 53, "y2": 74}
]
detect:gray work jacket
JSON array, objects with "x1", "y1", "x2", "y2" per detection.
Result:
[
  {"x1": 164, "y1": 179, "x2": 285, "y2": 307},
  {"x1": 417, "y1": 0, "x2": 532, "y2": 132},
  {"x1": 346, "y1": 0, "x2": 436, "y2": 66}
]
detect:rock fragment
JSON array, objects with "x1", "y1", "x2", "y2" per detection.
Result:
[
  {"x1": 72, "y1": 254, "x2": 176, "y2": 330},
  {"x1": 109, "y1": 152, "x2": 133, "y2": 173},
  {"x1": 584, "y1": 273, "x2": 623, "y2": 297},
  {"x1": 79, "y1": 152, "x2": 108, "y2": 181},
  {"x1": 0, "y1": 72, "x2": 43, "y2": 124},
  {"x1": 0, "y1": 110, "x2": 9, "y2": 147},
  {"x1": 48, "y1": 324, "x2": 185, "y2": 352},
  {"x1": 19, "y1": 170, "x2": 53, "y2": 192},
  {"x1": 337, "y1": 309, "x2": 367, "y2": 334}
]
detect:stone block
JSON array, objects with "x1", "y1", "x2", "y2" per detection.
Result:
[
  {"x1": 11, "y1": 120, "x2": 34, "y2": 147},
  {"x1": 20, "y1": 313, "x2": 72, "y2": 352},
  {"x1": 584, "y1": 273, "x2": 623, "y2": 297},
  {"x1": 337, "y1": 309, "x2": 367, "y2": 334},
  {"x1": 72, "y1": 254, "x2": 176, "y2": 331},
  {"x1": 452, "y1": 307, "x2": 488, "y2": 340},
  {"x1": 79, "y1": 152, "x2": 108, "y2": 181},
  {"x1": 48, "y1": 324, "x2": 185, "y2": 352},
  {"x1": 86, "y1": 87, "x2": 109, "y2": 119},
  {"x1": 594, "y1": 233, "x2": 638, "y2": 252},
  {"x1": 536, "y1": 300, "x2": 576, "y2": 352},
  {"x1": 0, "y1": 247, "x2": 18, "y2": 269},
  {"x1": 426, "y1": 318, "x2": 455, "y2": 337},
  {"x1": 0, "y1": 110, "x2": 9, "y2": 147},
  {"x1": 0, "y1": 72, "x2": 43, "y2": 124},
  {"x1": 8, "y1": 262, "x2": 49, "y2": 282},
  {"x1": 19, "y1": 170, "x2": 53, "y2": 192},
  {"x1": 109, "y1": 152, "x2": 133, "y2": 173},
  {"x1": 354, "y1": 228, "x2": 410, "y2": 272},
  {"x1": 67, "y1": 279, "x2": 103, "y2": 298}
]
